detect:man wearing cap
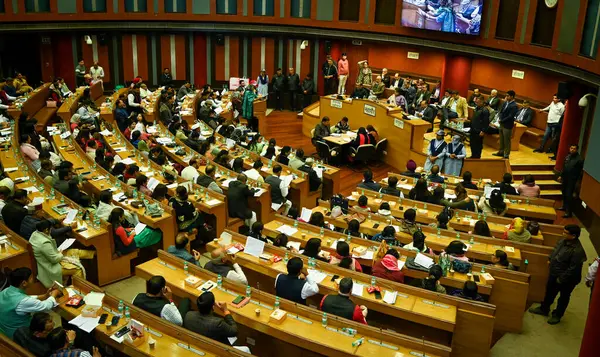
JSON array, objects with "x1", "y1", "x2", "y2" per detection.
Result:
[
  {"x1": 337, "y1": 53, "x2": 349, "y2": 95},
  {"x1": 402, "y1": 160, "x2": 421, "y2": 179},
  {"x1": 287, "y1": 68, "x2": 300, "y2": 112},
  {"x1": 271, "y1": 68, "x2": 286, "y2": 111},
  {"x1": 320, "y1": 277, "x2": 368, "y2": 324},
  {"x1": 444, "y1": 135, "x2": 466, "y2": 176},
  {"x1": 424, "y1": 130, "x2": 447, "y2": 172}
]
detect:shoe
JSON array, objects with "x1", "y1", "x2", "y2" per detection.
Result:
[
  {"x1": 533, "y1": 148, "x2": 543, "y2": 153},
  {"x1": 528, "y1": 306, "x2": 549, "y2": 316},
  {"x1": 557, "y1": 206, "x2": 565, "y2": 210},
  {"x1": 563, "y1": 213, "x2": 573, "y2": 218},
  {"x1": 547, "y1": 316, "x2": 561, "y2": 325},
  {"x1": 546, "y1": 148, "x2": 553, "y2": 153},
  {"x1": 492, "y1": 152, "x2": 503, "y2": 157}
]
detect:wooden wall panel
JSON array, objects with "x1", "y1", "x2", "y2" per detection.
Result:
[
  {"x1": 121, "y1": 35, "x2": 134, "y2": 81},
  {"x1": 174, "y1": 34, "x2": 187, "y2": 80},
  {"x1": 214, "y1": 38, "x2": 225, "y2": 81},
  {"x1": 160, "y1": 35, "x2": 171, "y2": 79},
  {"x1": 193, "y1": 33, "x2": 207, "y2": 86},
  {"x1": 229, "y1": 36, "x2": 240, "y2": 79},
  {"x1": 136, "y1": 35, "x2": 149, "y2": 81},
  {"x1": 367, "y1": 44, "x2": 445, "y2": 78}
]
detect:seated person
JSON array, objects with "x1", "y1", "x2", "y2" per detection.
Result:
[
  {"x1": 0, "y1": 268, "x2": 61, "y2": 338},
  {"x1": 409, "y1": 178, "x2": 431, "y2": 202},
  {"x1": 460, "y1": 171, "x2": 478, "y2": 190},
  {"x1": 312, "y1": 116, "x2": 331, "y2": 146},
  {"x1": 370, "y1": 76, "x2": 385, "y2": 98},
  {"x1": 353, "y1": 195, "x2": 371, "y2": 214},
  {"x1": 433, "y1": 211, "x2": 452, "y2": 230},
  {"x1": 453, "y1": 281, "x2": 484, "y2": 301},
  {"x1": 490, "y1": 249, "x2": 513, "y2": 270},
  {"x1": 196, "y1": 164, "x2": 224, "y2": 194},
  {"x1": 427, "y1": 165, "x2": 445, "y2": 184},
  {"x1": 276, "y1": 146, "x2": 291, "y2": 166},
  {"x1": 344, "y1": 219, "x2": 365, "y2": 239},
  {"x1": 389, "y1": 87, "x2": 408, "y2": 112},
  {"x1": 404, "y1": 230, "x2": 433, "y2": 254},
  {"x1": 204, "y1": 247, "x2": 248, "y2": 285},
  {"x1": 308, "y1": 211, "x2": 326, "y2": 228},
  {"x1": 478, "y1": 189, "x2": 507, "y2": 216},
  {"x1": 399, "y1": 208, "x2": 419, "y2": 235},
  {"x1": 249, "y1": 221, "x2": 266, "y2": 242},
  {"x1": 372, "y1": 225, "x2": 397, "y2": 244},
  {"x1": 1, "y1": 189, "x2": 30, "y2": 233},
  {"x1": 357, "y1": 169, "x2": 381, "y2": 192},
  {"x1": 320, "y1": 277, "x2": 368, "y2": 324},
  {"x1": 514, "y1": 100, "x2": 534, "y2": 126},
  {"x1": 441, "y1": 240, "x2": 469, "y2": 262},
  {"x1": 428, "y1": 186, "x2": 445, "y2": 205},
  {"x1": 506, "y1": 217, "x2": 531, "y2": 243},
  {"x1": 518, "y1": 174, "x2": 541, "y2": 198},
  {"x1": 109, "y1": 207, "x2": 162, "y2": 253},
  {"x1": 184, "y1": 292, "x2": 249, "y2": 353},
  {"x1": 415, "y1": 100, "x2": 437, "y2": 130},
  {"x1": 302, "y1": 238, "x2": 330, "y2": 262},
  {"x1": 351, "y1": 127, "x2": 372, "y2": 150},
  {"x1": 473, "y1": 220, "x2": 492, "y2": 237},
  {"x1": 243, "y1": 159, "x2": 265, "y2": 183},
  {"x1": 95, "y1": 191, "x2": 137, "y2": 225},
  {"x1": 53, "y1": 168, "x2": 87, "y2": 204},
  {"x1": 468, "y1": 88, "x2": 481, "y2": 107},
  {"x1": 289, "y1": 148, "x2": 305, "y2": 170},
  {"x1": 494, "y1": 173, "x2": 519, "y2": 195},
  {"x1": 275, "y1": 257, "x2": 319, "y2": 305},
  {"x1": 167, "y1": 232, "x2": 201, "y2": 266},
  {"x1": 377, "y1": 202, "x2": 394, "y2": 219},
  {"x1": 133, "y1": 275, "x2": 190, "y2": 326},
  {"x1": 13, "y1": 312, "x2": 55, "y2": 357},
  {"x1": 47, "y1": 328, "x2": 101, "y2": 357},
  {"x1": 410, "y1": 264, "x2": 446, "y2": 294},
  {"x1": 372, "y1": 249, "x2": 405, "y2": 283},
  {"x1": 265, "y1": 165, "x2": 293, "y2": 215},
  {"x1": 440, "y1": 184, "x2": 475, "y2": 211},
  {"x1": 401, "y1": 159, "x2": 421, "y2": 179},
  {"x1": 334, "y1": 117, "x2": 350, "y2": 133},
  {"x1": 298, "y1": 158, "x2": 322, "y2": 192},
  {"x1": 330, "y1": 241, "x2": 363, "y2": 272},
  {"x1": 351, "y1": 83, "x2": 369, "y2": 99}
]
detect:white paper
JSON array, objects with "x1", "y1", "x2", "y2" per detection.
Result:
[
  {"x1": 286, "y1": 241, "x2": 301, "y2": 251},
  {"x1": 383, "y1": 290, "x2": 397, "y2": 305},
  {"x1": 271, "y1": 202, "x2": 283, "y2": 211},
  {"x1": 228, "y1": 337, "x2": 238, "y2": 345},
  {"x1": 227, "y1": 246, "x2": 240, "y2": 254},
  {"x1": 134, "y1": 223, "x2": 147, "y2": 235},
  {"x1": 222, "y1": 178, "x2": 236, "y2": 187},
  {"x1": 30, "y1": 197, "x2": 44, "y2": 206},
  {"x1": 397, "y1": 260, "x2": 406, "y2": 271},
  {"x1": 414, "y1": 253, "x2": 434, "y2": 269},
  {"x1": 120, "y1": 158, "x2": 136, "y2": 165},
  {"x1": 60, "y1": 131, "x2": 71, "y2": 139},
  {"x1": 244, "y1": 236, "x2": 265, "y2": 258},
  {"x1": 100, "y1": 129, "x2": 112, "y2": 136},
  {"x1": 64, "y1": 209, "x2": 78, "y2": 224},
  {"x1": 113, "y1": 147, "x2": 127, "y2": 152},
  {"x1": 215, "y1": 107, "x2": 224, "y2": 115},
  {"x1": 330, "y1": 239, "x2": 344, "y2": 249},
  {"x1": 313, "y1": 167, "x2": 323, "y2": 179},
  {"x1": 57, "y1": 238, "x2": 76, "y2": 252},
  {"x1": 360, "y1": 250, "x2": 374, "y2": 260},
  {"x1": 69, "y1": 315, "x2": 100, "y2": 333},
  {"x1": 276, "y1": 225, "x2": 298, "y2": 236},
  {"x1": 307, "y1": 269, "x2": 327, "y2": 284},
  {"x1": 220, "y1": 231, "x2": 232, "y2": 245},
  {"x1": 253, "y1": 188, "x2": 266, "y2": 197},
  {"x1": 300, "y1": 207, "x2": 312, "y2": 222},
  {"x1": 351, "y1": 282, "x2": 364, "y2": 297},
  {"x1": 4, "y1": 167, "x2": 17, "y2": 173},
  {"x1": 226, "y1": 138, "x2": 236, "y2": 149},
  {"x1": 147, "y1": 177, "x2": 160, "y2": 192},
  {"x1": 206, "y1": 199, "x2": 222, "y2": 206},
  {"x1": 166, "y1": 183, "x2": 178, "y2": 189},
  {"x1": 83, "y1": 292, "x2": 105, "y2": 306},
  {"x1": 24, "y1": 186, "x2": 39, "y2": 193}
]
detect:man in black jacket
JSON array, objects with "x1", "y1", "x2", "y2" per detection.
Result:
[
  {"x1": 227, "y1": 174, "x2": 258, "y2": 227},
  {"x1": 357, "y1": 169, "x2": 381, "y2": 192},
  {"x1": 514, "y1": 100, "x2": 534, "y2": 126},
  {"x1": 287, "y1": 67, "x2": 300, "y2": 112},
  {"x1": 2, "y1": 189, "x2": 31, "y2": 233},
  {"x1": 301, "y1": 73, "x2": 315, "y2": 109},
  {"x1": 160, "y1": 68, "x2": 173, "y2": 87},
  {"x1": 558, "y1": 144, "x2": 584, "y2": 218},
  {"x1": 415, "y1": 100, "x2": 437, "y2": 132},
  {"x1": 298, "y1": 158, "x2": 322, "y2": 192},
  {"x1": 271, "y1": 68, "x2": 286, "y2": 111},
  {"x1": 493, "y1": 90, "x2": 518, "y2": 159},
  {"x1": 529, "y1": 225, "x2": 587, "y2": 324},
  {"x1": 469, "y1": 96, "x2": 490, "y2": 159}
]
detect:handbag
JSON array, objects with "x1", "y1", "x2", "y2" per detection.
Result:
[
  {"x1": 526, "y1": 221, "x2": 540, "y2": 236},
  {"x1": 144, "y1": 201, "x2": 164, "y2": 217},
  {"x1": 451, "y1": 259, "x2": 472, "y2": 274},
  {"x1": 46, "y1": 100, "x2": 57, "y2": 108},
  {"x1": 344, "y1": 212, "x2": 366, "y2": 224}
]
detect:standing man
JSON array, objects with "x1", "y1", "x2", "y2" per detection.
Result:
[
  {"x1": 323, "y1": 58, "x2": 338, "y2": 96},
  {"x1": 444, "y1": 135, "x2": 466, "y2": 176},
  {"x1": 558, "y1": 144, "x2": 584, "y2": 218},
  {"x1": 271, "y1": 68, "x2": 286, "y2": 111},
  {"x1": 301, "y1": 73, "x2": 315, "y2": 109},
  {"x1": 287, "y1": 67, "x2": 300, "y2": 112},
  {"x1": 75, "y1": 60, "x2": 86, "y2": 87},
  {"x1": 381, "y1": 68, "x2": 391, "y2": 89},
  {"x1": 227, "y1": 174, "x2": 258, "y2": 228},
  {"x1": 89, "y1": 61, "x2": 105, "y2": 84},
  {"x1": 534, "y1": 95, "x2": 565, "y2": 153},
  {"x1": 493, "y1": 90, "x2": 518, "y2": 159},
  {"x1": 424, "y1": 130, "x2": 447, "y2": 171},
  {"x1": 469, "y1": 96, "x2": 489, "y2": 159},
  {"x1": 337, "y1": 53, "x2": 349, "y2": 95},
  {"x1": 161, "y1": 68, "x2": 173, "y2": 87},
  {"x1": 529, "y1": 225, "x2": 586, "y2": 324}
]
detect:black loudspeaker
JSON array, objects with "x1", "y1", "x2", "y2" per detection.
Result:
[
  {"x1": 557, "y1": 82, "x2": 571, "y2": 100},
  {"x1": 325, "y1": 40, "x2": 332, "y2": 54},
  {"x1": 98, "y1": 34, "x2": 107, "y2": 46},
  {"x1": 216, "y1": 34, "x2": 225, "y2": 45}
]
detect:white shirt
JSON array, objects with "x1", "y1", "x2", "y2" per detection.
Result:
[
  {"x1": 181, "y1": 166, "x2": 200, "y2": 182},
  {"x1": 128, "y1": 93, "x2": 141, "y2": 107},
  {"x1": 243, "y1": 168, "x2": 264, "y2": 183},
  {"x1": 0, "y1": 94, "x2": 16, "y2": 109},
  {"x1": 541, "y1": 101, "x2": 565, "y2": 124},
  {"x1": 441, "y1": 96, "x2": 450, "y2": 107},
  {"x1": 133, "y1": 122, "x2": 147, "y2": 134},
  {"x1": 226, "y1": 263, "x2": 248, "y2": 285},
  {"x1": 275, "y1": 273, "x2": 320, "y2": 300},
  {"x1": 132, "y1": 294, "x2": 183, "y2": 326},
  {"x1": 140, "y1": 88, "x2": 151, "y2": 99},
  {"x1": 89, "y1": 66, "x2": 104, "y2": 80},
  {"x1": 15, "y1": 295, "x2": 57, "y2": 315}
]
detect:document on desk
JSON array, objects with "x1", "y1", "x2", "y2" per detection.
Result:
[
  {"x1": 383, "y1": 290, "x2": 398, "y2": 305},
  {"x1": 63, "y1": 209, "x2": 78, "y2": 225},
  {"x1": 205, "y1": 199, "x2": 222, "y2": 206},
  {"x1": 220, "y1": 231, "x2": 232, "y2": 245},
  {"x1": 57, "y1": 238, "x2": 76, "y2": 252},
  {"x1": 287, "y1": 241, "x2": 301, "y2": 251},
  {"x1": 147, "y1": 177, "x2": 160, "y2": 192},
  {"x1": 330, "y1": 239, "x2": 345, "y2": 249},
  {"x1": 307, "y1": 269, "x2": 327, "y2": 284},
  {"x1": 244, "y1": 236, "x2": 265, "y2": 258},
  {"x1": 280, "y1": 175, "x2": 294, "y2": 188},
  {"x1": 397, "y1": 259, "x2": 406, "y2": 271},
  {"x1": 414, "y1": 253, "x2": 434, "y2": 269},
  {"x1": 84, "y1": 292, "x2": 105, "y2": 306},
  {"x1": 300, "y1": 208, "x2": 312, "y2": 222},
  {"x1": 69, "y1": 315, "x2": 100, "y2": 333},
  {"x1": 253, "y1": 188, "x2": 266, "y2": 197},
  {"x1": 352, "y1": 282, "x2": 364, "y2": 297},
  {"x1": 276, "y1": 225, "x2": 298, "y2": 236},
  {"x1": 120, "y1": 158, "x2": 136, "y2": 166},
  {"x1": 222, "y1": 178, "x2": 236, "y2": 187}
]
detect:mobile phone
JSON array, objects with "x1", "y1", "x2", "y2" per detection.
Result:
[
  {"x1": 331, "y1": 274, "x2": 340, "y2": 282},
  {"x1": 75, "y1": 227, "x2": 88, "y2": 233},
  {"x1": 374, "y1": 291, "x2": 382, "y2": 300},
  {"x1": 111, "y1": 316, "x2": 120, "y2": 325},
  {"x1": 373, "y1": 223, "x2": 380, "y2": 229},
  {"x1": 80, "y1": 171, "x2": 91, "y2": 176},
  {"x1": 115, "y1": 326, "x2": 131, "y2": 338},
  {"x1": 474, "y1": 275, "x2": 480, "y2": 283},
  {"x1": 99, "y1": 314, "x2": 108, "y2": 324},
  {"x1": 232, "y1": 295, "x2": 245, "y2": 304},
  {"x1": 325, "y1": 211, "x2": 331, "y2": 216}
]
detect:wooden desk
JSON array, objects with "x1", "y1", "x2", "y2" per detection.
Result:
[
  {"x1": 303, "y1": 97, "x2": 431, "y2": 170},
  {"x1": 51, "y1": 131, "x2": 176, "y2": 251},
  {"x1": 0, "y1": 222, "x2": 34, "y2": 273},
  {"x1": 0, "y1": 333, "x2": 34, "y2": 357},
  {"x1": 56, "y1": 277, "x2": 252, "y2": 357},
  {"x1": 137, "y1": 251, "x2": 451, "y2": 357},
  {"x1": 384, "y1": 172, "x2": 558, "y2": 222},
  {"x1": 484, "y1": 122, "x2": 527, "y2": 151},
  {"x1": 57, "y1": 81, "x2": 105, "y2": 124},
  {"x1": 8, "y1": 84, "x2": 57, "y2": 125},
  {"x1": 204, "y1": 231, "x2": 495, "y2": 357},
  {"x1": 101, "y1": 91, "x2": 228, "y2": 235}
]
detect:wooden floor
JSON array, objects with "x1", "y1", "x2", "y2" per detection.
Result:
[{"x1": 264, "y1": 110, "x2": 579, "y2": 226}]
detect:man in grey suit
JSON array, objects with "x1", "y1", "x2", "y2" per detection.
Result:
[{"x1": 493, "y1": 90, "x2": 518, "y2": 159}]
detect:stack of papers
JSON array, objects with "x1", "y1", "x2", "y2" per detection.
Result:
[
  {"x1": 352, "y1": 282, "x2": 364, "y2": 297},
  {"x1": 253, "y1": 188, "x2": 266, "y2": 197},
  {"x1": 414, "y1": 253, "x2": 434, "y2": 269},
  {"x1": 383, "y1": 290, "x2": 398, "y2": 305},
  {"x1": 57, "y1": 238, "x2": 76, "y2": 252},
  {"x1": 244, "y1": 236, "x2": 265, "y2": 258},
  {"x1": 205, "y1": 199, "x2": 222, "y2": 206},
  {"x1": 353, "y1": 250, "x2": 374, "y2": 260},
  {"x1": 300, "y1": 208, "x2": 312, "y2": 222},
  {"x1": 84, "y1": 292, "x2": 105, "y2": 306},
  {"x1": 69, "y1": 315, "x2": 100, "y2": 333},
  {"x1": 276, "y1": 225, "x2": 298, "y2": 236},
  {"x1": 307, "y1": 269, "x2": 327, "y2": 284}
]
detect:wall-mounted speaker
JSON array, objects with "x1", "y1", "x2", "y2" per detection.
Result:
[
  {"x1": 557, "y1": 81, "x2": 572, "y2": 100},
  {"x1": 216, "y1": 34, "x2": 225, "y2": 45},
  {"x1": 325, "y1": 40, "x2": 332, "y2": 54}
]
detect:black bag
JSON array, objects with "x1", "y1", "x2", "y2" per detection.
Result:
[
  {"x1": 330, "y1": 194, "x2": 349, "y2": 213},
  {"x1": 526, "y1": 221, "x2": 540, "y2": 236},
  {"x1": 405, "y1": 257, "x2": 431, "y2": 272},
  {"x1": 452, "y1": 259, "x2": 472, "y2": 274}
]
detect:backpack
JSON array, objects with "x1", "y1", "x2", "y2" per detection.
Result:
[
  {"x1": 330, "y1": 194, "x2": 349, "y2": 213},
  {"x1": 452, "y1": 259, "x2": 472, "y2": 274},
  {"x1": 526, "y1": 221, "x2": 540, "y2": 236}
]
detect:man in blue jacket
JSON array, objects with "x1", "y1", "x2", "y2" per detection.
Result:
[{"x1": 493, "y1": 90, "x2": 518, "y2": 159}]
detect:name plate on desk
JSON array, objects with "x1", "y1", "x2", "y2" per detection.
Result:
[
  {"x1": 364, "y1": 104, "x2": 376, "y2": 117},
  {"x1": 330, "y1": 99, "x2": 343, "y2": 109},
  {"x1": 394, "y1": 118, "x2": 404, "y2": 129}
]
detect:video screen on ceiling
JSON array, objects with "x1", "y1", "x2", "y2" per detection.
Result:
[{"x1": 401, "y1": 0, "x2": 484, "y2": 36}]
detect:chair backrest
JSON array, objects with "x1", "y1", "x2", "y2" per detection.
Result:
[
  {"x1": 316, "y1": 141, "x2": 331, "y2": 159},
  {"x1": 375, "y1": 138, "x2": 388, "y2": 151},
  {"x1": 310, "y1": 128, "x2": 315, "y2": 138},
  {"x1": 355, "y1": 144, "x2": 376, "y2": 161}
]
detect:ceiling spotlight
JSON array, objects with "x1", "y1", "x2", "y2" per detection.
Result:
[
  {"x1": 84, "y1": 36, "x2": 92, "y2": 45},
  {"x1": 300, "y1": 40, "x2": 308, "y2": 50}
]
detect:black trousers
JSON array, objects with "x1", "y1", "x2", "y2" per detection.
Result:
[
  {"x1": 274, "y1": 90, "x2": 283, "y2": 110},
  {"x1": 324, "y1": 79, "x2": 336, "y2": 95},
  {"x1": 562, "y1": 180, "x2": 577, "y2": 214},
  {"x1": 470, "y1": 131, "x2": 483, "y2": 158},
  {"x1": 540, "y1": 275, "x2": 578, "y2": 318},
  {"x1": 289, "y1": 90, "x2": 298, "y2": 111},
  {"x1": 303, "y1": 93, "x2": 312, "y2": 108}
]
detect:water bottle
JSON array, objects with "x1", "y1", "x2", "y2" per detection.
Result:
[
  {"x1": 217, "y1": 274, "x2": 223, "y2": 287},
  {"x1": 423, "y1": 203, "x2": 428, "y2": 210},
  {"x1": 246, "y1": 285, "x2": 251, "y2": 298},
  {"x1": 294, "y1": 219, "x2": 298, "y2": 228},
  {"x1": 125, "y1": 306, "x2": 131, "y2": 321},
  {"x1": 436, "y1": 228, "x2": 441, "y2": 237},
  {"x1": 284, "y1": 252, "x2": 289, "y2": 263},
  {"x1": 368, "y1": 213, "x2": 372, "y2": 220},
  {"x1": 371, "y1": 276, "x2": 376, "y2": 287},
  {"x1": 347, "y1": 232, "x2": 351, "y2": 242},
  {"x1": 118, "y1": 300, "x2": 124, "y2": 317},
  {"x1": 320, "y1": 227, "x2": 324, "y2": 237},
  {"x1": 480, "y1": 265, "x2": 486, "y2": 273},
  {"x1": 184, "y1": 261, "x2": 189, "y2": 276},
  {"x1": 274, "y1": 297, "x2": 280, "y2": 310},
  {"x1": 321, "y1": 312, "x2": 328, "y2": 327},
  {"x1": 469, "y1": 236, "x2": 475, "y2": 245},
  {"x1": 456, "y1": 232, "x2": 460, "y2": 239}
]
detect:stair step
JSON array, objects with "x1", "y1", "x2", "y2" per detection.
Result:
[
  {"x1": 540, "y1": 190, "x2": 562, "y2": 197},
  {"x1": 511, "y1": 164, "x2": 555, "y2": 171},
  {"x1": 512, "y1": 171, "x2": 556, "y2": 180}
]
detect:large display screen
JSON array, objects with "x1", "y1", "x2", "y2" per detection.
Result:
[{"x1": 401, "y1": 0, "x2": 484, "y2": 36}]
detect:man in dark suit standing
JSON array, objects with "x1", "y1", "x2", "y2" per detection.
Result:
[
  {"x1": 558, "y1": 145, "x2": 584, "y2": 218},
  {"x1": 287, "y1": 67, "x2": 300, "y2": 112},
  {"x1": 493, "y1": 90, "x2": 518, "y2": 159},
  {"x1": 227, "y1": 174, "x2": 258, "y2": 227},
  {"x1": 271, "y1": 68, "x2": 286, "y2": 111},
  {"x1": 469, "y1": 96, "x2": 490, "y2": 159},
  {"x1": 514, "y1": 100, "x2": 534, "y2": 126}
]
